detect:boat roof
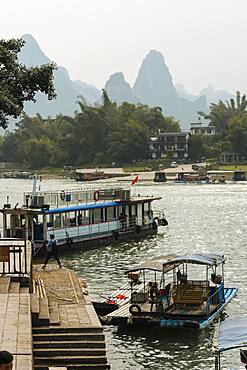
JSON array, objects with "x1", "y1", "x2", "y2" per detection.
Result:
[
  {"x1": 41, "y1": 201, "x2": 120, "y2": 214},
  {"x1": 163, "y1": 253, "x2": 225, "y2": 268},
  {"x1": 213, "y1": 317, "x2": 247, "y2": 353},
  {"x1": 126, "y1": 254, "x2": 178, "y2": 273}
]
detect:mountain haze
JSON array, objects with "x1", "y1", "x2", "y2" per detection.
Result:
[
  {"x1": 19, "y1": 34, "x2": 101, "y2": 117},
  {"x1": 3, "y1": 34, "x2": 232, "y2": 132},
  {"x1": 105, "y1": 72, "x2": 139, "y2": 105}
]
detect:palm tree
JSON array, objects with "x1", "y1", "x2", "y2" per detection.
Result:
[{"x1": 200, "y1": 91, "x2": 247, "y2": 134}]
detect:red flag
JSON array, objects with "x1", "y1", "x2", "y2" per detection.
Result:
[{"x1": 131, "y1": 175, "x2": 139, "y2": 185}]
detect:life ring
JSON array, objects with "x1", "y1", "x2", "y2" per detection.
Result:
[
  {"x1": 136, "y1": 225, "x2": 141, "y2": 234},
  {"x1": 112, "y1": 231, "x2": 119, "y2": 240},
  {"x1": 161, "y1": 218, "x2": 168, "y2": 226},
  {"x1": 129, "y1": 304, "x2": 141, "y2": 316},
  {"x1": 94, "y1": 191, "x2": 100, "y2": 202}
]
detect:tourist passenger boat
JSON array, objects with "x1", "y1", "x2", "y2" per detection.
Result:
[
  {"x1": 213, "y1": 316, "x2": 247, "y2": 369},
  {"x1": 104, "y1": 254, "x2": 237, "y2": 329},
  {"x1": 0, "y1": 186, "x2": 167, "y2": 255}
]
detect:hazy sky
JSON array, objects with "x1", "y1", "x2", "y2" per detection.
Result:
[{"x1": 0, "y1": 0, "x2": 246, "y2": 94}]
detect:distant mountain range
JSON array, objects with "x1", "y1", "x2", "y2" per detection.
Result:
[{"x1": 6, "y1": 34, "x2": 234, "y2": 131}]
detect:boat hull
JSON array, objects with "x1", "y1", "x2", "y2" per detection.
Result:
[
  {"x1": 104, "y1": 288, "x2": 238, "y2": 329},
  {"x1": 33, "y1": 224, "x2": 158, "y2": 257},
  {"x1": 160, "y1": 287, "x2": 238, "y2": 329}
]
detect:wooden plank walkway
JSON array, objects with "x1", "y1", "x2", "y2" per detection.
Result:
[
  {"x1": 0, "y1": 289, "x2": 32, "y2": 370},
  {"x1": 33, "y1": 265, "x2": 101, "y2": 328}
]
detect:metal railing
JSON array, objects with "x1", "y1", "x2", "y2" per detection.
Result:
[
  {"x1": 0, "y1": 239, "x2": 32, "y2": 276},
  {"x1": 24, "y1": 186, "x2": 130, "y2": 208}
]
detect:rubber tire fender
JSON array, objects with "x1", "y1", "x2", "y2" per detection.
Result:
[
  {"x1": 129, "y1": 304, "x2": 141, "y2": 316},
  {"x1": 136, "y1": 225, "x2": 141, "y2": 234},
  {"x1": 113, "y1": 231, "x2": 119, "y2": 240}
]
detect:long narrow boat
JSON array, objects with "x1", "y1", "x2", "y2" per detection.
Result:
[
  {"x1": 0, "y1": 187, "x2": 167, "y2": 255},
  {"x1": 104, "y1": 253, "x2": 237, "y2": 330}
]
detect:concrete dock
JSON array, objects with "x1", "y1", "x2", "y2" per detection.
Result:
[{"x1": 0, "y1": 239, "x2": 110, "y2": 370}]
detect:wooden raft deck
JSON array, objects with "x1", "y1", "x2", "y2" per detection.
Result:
[{"x1": 32, "y1": 265, "x2": 110, "y2": 370}]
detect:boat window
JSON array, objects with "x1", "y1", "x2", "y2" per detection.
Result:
[
  {"x1": 93, "y1": 208, "x2": 103, "y2": 223},
  {"x1": 144, "y1": 202, "x2": 150, "y2": 216},
  {"x1": 54, "y1": 214, "x2": 62, "y2": 228},
  {"x1": 106, "y1": 207, "x2": 115, "y2": 221},
  {"x1": 38, "y1": 215, "x2": 43, "y2": 224},
  {"x1": 47, "y1": 214, "x2": 54, "y2": 228},
  {"x1": 131, "y1": 205, "x2": 136, "y2": 216},
  {"x1": 78, "y1": 210, "x2": 90, "y2": 225},
  {"x1": 63, "y1": 212, "x2": 76, "y2": 227}
]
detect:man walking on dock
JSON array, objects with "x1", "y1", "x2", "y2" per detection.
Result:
[{"x1": 42, "y1": 234, "x2": 62, "y2": 269}]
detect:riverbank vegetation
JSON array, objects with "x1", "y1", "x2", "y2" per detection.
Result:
[
  {"x1": 0, "y1": 92, "x2": 179, "y2": 168},
  {"x1": 189, "y1": 92, "x2": 247, "y2": 163}
]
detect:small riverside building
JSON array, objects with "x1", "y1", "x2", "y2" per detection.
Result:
[
  {"x1": 149, "y1": 131, "x2": 190, "y2": 160},
  {"x1": 190, "y1": 121, "x2": 216, "y2": 135}
]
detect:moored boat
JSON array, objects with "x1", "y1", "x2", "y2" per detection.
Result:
[
  {"x1": 104, "y1": 253, "x2": 237, "y2": 329},
  {"x1": 0, "y1": 186, "x2": 168, "y2": 256},
  {"x1": 175, "y1": 172, "x2": 209, "y2": 184}
]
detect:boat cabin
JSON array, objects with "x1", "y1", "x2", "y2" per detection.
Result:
[{"x1": 154, "y1": 172, "x2": 167, "y2": 182}]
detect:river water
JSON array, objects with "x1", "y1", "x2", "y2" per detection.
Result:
[{"x1": 0, "y1": 178, "x2": 246, "y2": 370}]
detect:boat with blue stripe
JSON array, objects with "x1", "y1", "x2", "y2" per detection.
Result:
[
  {"x1": 104, "y1": 253, "x2": 237, "y2": 330},
  {"x1": 0, "y1": 186, "x2": 167, "y2": 255}
]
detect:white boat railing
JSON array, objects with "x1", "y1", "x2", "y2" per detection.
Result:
[{"x1": 24, "y1": 187, "x2": 130, "y2": 208}]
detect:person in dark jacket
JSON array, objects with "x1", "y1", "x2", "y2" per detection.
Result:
[
  {"x1": 0, "y1": 351, "x2": 13, "y2": 370},
  {"x1": 42, "y1": 234, "x2": 61, "y2": 269}
]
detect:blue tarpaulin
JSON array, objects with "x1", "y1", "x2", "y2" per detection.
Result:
[{"x1": 214, "y1": 317, "x2": 247, "y2": 352}]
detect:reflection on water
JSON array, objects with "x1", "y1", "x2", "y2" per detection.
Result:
[{"x1": 1, "y1": 179, "x2": 247, "y2": 369}]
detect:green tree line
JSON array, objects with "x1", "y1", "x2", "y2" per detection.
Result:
[
  {"x1": 189, "y1": 92, "x2": 247, "y2": 162},
  {"x1": 0, "y1": 92, "x2": 180, "y2": 168}
]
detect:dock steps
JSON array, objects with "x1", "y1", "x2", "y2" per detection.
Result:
[
  {"x1": 33, "y1": 332, "x2": 105, "y2": 342},
  {"x1": 34, "y1": 356, "x2": 108, "y2": 365},
  {"x1": 33, "y1": 326, "x2": 103, "y2": 334},
  {"x1": 33, "y1": 341, "x2": 106, "y2": 349},
  {"x1": 33, "y1": 348, "x2": 106, "y2": 357},
  {"x1": 32, "y1": 267, "x2": 110, "y2": 370},
  {"x1": 35, "y1": 365, "x2": 110, "y2": 370}
]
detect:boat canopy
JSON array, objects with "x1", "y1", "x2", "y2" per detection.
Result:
[
  {"x1": 163, "y1": 253, "x2": 225, "y2": 268},
  {"x1": 42, "y1": 201, "x2": 120, "y2": 214},
  {"x1": 126, "y1": 254, "x2": 178, "y2": 273},
  {"x1": 213, "y1": 317, "x2": 247, "y2": 353}
]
